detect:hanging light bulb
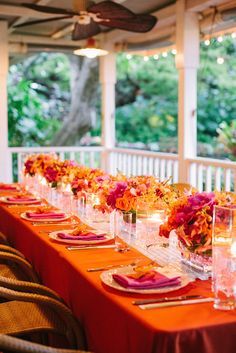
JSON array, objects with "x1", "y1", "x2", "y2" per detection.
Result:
[
  {"x1": 126, "y1": 54, "x2": 132, "y2": 60},
  {"x1": 74, "y1": 38, "x2": 108, "y2": 58},
  {"x1": 171, "y1": 49, "x2": 177, "y2": 55},
  {"x1": 232, "y1": 32, "x2": 236, "y2": 39},
  {"x1": 153, "y1": 54, "x2": 159, "y2": 60},
  {"x1": 162, "y1": 52, "x2": 168, "y2": 57},
  {"x1": 144, "y1": 56, "x2": 149, "y2": 62},
  {"x1": 217, "y1": 57, "x2": 224, "y2": 64},
  {"x1": 217, "y1": 36, "x2": 223, "y2": 43},
  {"x1": 204, "y1": 39, "x2": 210, "y2": 46}
]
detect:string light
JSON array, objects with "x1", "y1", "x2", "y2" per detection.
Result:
[
  {"x1": 153, "y1": 54, "x2": 159, "y2": 60},
  {"x1": 144, "y1": 56, "x2": 149, "y2": 62},
  {"x1": 171, "y1": 49, "x2": 177, "y2": 55},
  {"x1": 126, "y1": 54, "x2": 132, "y2": 60},
  {"x1": 204, "y1": 39, "x2": 210, "y2": 46},
  {"x1": 232, "y1": 32, "x2": 236, "y2": 39},
  {"x1": 217, "y1": 57, "x2": 224, "y2": 64},
  {"x1": 217, "y1": 36, "x2": 223, "y2": 42},
  {"x1": 162, "y1": 52, "x2": 168, "y2": 57}
]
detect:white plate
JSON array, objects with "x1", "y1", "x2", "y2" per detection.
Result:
[
  {"x1": 49, "y1": 229, "x2": 112, "y2": 245},
  {"x1": 20, "y1": 212, "x2": 70, "y2": 222},
  {"x1": 0, "y1": 196, "x2": 41, "y2": 205},
  {"x1": 100, "y1": 266, "x2": 191, "y2": 294}
]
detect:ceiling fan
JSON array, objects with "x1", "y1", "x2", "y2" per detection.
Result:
[{"x1": 14, "y1": 1, "x2": 157, "y2": 40}]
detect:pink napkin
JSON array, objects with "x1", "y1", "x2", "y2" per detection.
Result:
[
  {"x1": 26, "y1": 211, "x2": 65, "y2": 219},
  {"x1": 57, "y1": 232, "x2": 106, "y2": 241},
  {"x1": 0, "y1": 184, "x2": 17, "y2": 190},
  {"x1": 7, "y1": 197, "x2": 38, "y2": 202},
  {"x1": 112, "y1": 270, "x2": 181, "y2": 289}
]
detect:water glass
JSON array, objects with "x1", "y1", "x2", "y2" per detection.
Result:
[
  {"x1": 212, "y1": 205, "x2": 236, "y2": 310},
  {"x1": 110, "y1": 210, "x2": 130, "y2": 252}
]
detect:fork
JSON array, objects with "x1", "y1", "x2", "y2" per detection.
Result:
[{"x1": 87, "y1": 260, "x2": 139, "y2": 272}]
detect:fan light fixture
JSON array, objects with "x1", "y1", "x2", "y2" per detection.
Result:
[{"x1": 73, "y1": 38, "x2": 108, "y2": 58}]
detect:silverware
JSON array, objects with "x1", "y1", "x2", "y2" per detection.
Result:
[
  {"x1": 67, "y1": 244, "x2": 116, "y2": 250},
  {"x1": 132, "y1": 295, "x2": 203, "y2": 306},
  {"x1": 32, "y1": 222, "x2": 78, "y2": 226},
  {"x1": 139, "y1": 297, "x2": 214, "y2": 310},
  {"x1": 87, "y1": 260, "x2": 138, "y2": 272}
]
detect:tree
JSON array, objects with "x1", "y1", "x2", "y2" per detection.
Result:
[{"x1": 52, "y1": 55, "x2": 99, "y2": 146}]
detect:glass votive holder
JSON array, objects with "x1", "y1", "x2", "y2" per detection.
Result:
[{"x1": 212, "y1": 244, "x2": 236, "y2": 310}]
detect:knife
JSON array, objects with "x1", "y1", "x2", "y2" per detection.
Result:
[
  {"x1": 139, "y1": 297, "x2": 214, "y2": 310},
  {"x1": 132, "y1": 295, "x2": 203, "y2": 305},
  {"x1": 67, "y1": 244, "x2": 116, "y2": 250}
]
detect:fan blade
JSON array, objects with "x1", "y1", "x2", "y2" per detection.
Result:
[
  {"x1": 21, "y1": 3, "x2": 77, "y2": 16},
  {"x1": 72, "y1": 21, "x2": 101, "y2": 40},
  {"x1": 13, "y1": 16, "x2": 72, "y2": 28},
  {"x1": 88, "y1": 1, "x2": 136, "y2": 19},
  {"x1": 99, "y1": 14, "x2": 157, "y2": 33}
]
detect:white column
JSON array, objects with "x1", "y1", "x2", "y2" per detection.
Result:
[
  {"x1": 0, "y1": 21, "x2": 12, "y2": 182},
  {"x1": 176, "y1": 0, "x2": 199, "y2": 183},
  {"x1": 99, "y1": 53, "x2": 116, "y2": 172}
]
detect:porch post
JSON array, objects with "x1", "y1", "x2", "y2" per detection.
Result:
[
  {"x1": 99, "y1": 53, "x2": 116, "y2": 172},
  {"x1": 175, "y1": 0, "x2": 199, "y2": 183},
  {"x1": 0, "y1": 21, "x2": 12, "y2": 182}
]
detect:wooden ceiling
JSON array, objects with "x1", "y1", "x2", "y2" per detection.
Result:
[{"x1": 0, "y1": 0, "x2": 236, "y2": 56}]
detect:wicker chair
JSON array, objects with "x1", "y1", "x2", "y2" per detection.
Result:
[
  {"x1": 0, "y1": 275, "x2": 63, "y2": 302},
  {"x1": 0, "y1": 286, "x2": 86, "y2": 350},
  {"x1": 0, "y1": 334, "x2": 90, "y2": 353},
  {"x1": 0, "y1": 251, "x2": 40, "y2": 282},
  {"x1": 0, "y1": 231, "x2": 8, "y2": 245},
  {"x1": 0, "y1": 244, "x2": 26, "y2": 259}
]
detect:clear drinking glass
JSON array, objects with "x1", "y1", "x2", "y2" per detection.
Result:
[
  {"x1": 135, "y1": 196, "x2": 168, "y2": 249},
  {"x1": 110, "y1": 210, "x2": 130, "y2": 252},
  {"x1": 212, "y1": 205, "x2": 236, "y2": 310}
]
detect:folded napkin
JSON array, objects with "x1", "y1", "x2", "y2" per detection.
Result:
[
  {"x1": 0, "y1": 184, "x2": 17, "y2": 190},
  {"x1": 26, "y1": 211, "x2": 65, "y2": 219},
  {"x1": 7, "y1": 197, "x2": 38, "y2": 202},
  {"x1": 112, "y1": 270, "x2": 181, "y2": 289},
  {"x1": 57, "y1": 232, "x2": 106, "y2": 241}
]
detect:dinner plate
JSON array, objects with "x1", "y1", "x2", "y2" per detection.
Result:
[
  {"x1": 0, "y1": 196, "x2": 41, "y2": 205},
  {"x1": 20, "y1": 212, "x2": 70, "y2": 222},
  {"x1": 100, "y1": 266, "x2": 192, "y2": 294},
  {"x1": 49, "y1": 229, "x2": 112, "y2": 245}
]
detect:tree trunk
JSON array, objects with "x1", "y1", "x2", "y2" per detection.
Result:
[{"x1": 52, "y1": 55, "x2": 98, "y2": 146}]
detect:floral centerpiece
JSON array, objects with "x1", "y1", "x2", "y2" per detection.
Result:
[
  {"x1": 96, "y1": 175, "x2": 176, "y2": 221},
  {"x1": 159, "y1": 191, "x2": 234, "y2": 255}
]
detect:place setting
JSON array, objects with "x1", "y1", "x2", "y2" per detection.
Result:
[
  {"x1": 0, "y1": 183, "x2": 20, "y2": 192},
  {"x1": 20, "y1": 207, "x2": 70, "y2": 223},
  {"x1": 99, "y1": 259, "x2": 197, "y2": 305},
  {"x1": 0, "y1": 193, "x2": 41, "y2": 205},
  {"x1": 48, "y1": 223, "x2": 113, "y2": 248}
]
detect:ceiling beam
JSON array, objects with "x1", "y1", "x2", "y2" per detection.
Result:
[
  {"x1": 9, "y1": 0, "x2": 53, "y2": 33},
  {"x1": 186, "y1": 0, "x2": 235, "y2": 12},
  {"x1": 0, "y1": 4, "x2": 72, "y2": 22},
  {"x1": 9, "y1": 34, "x2": 80, "y2": 47}
]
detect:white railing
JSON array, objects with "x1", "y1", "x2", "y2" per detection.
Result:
[
  {"x1": 187, "y1": 157, "x2": 236, "y2": 192},
  {"x1": 107, "y1": 148, "x2": 179, "y2": 182},
  {"x1": 9, "y1": 146, "x2": 104, "y2": 181},
  {"x1": 6, "y1": 146, "x2": 236, "y2": 192}
]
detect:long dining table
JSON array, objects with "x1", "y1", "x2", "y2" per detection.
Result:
[{"x1": 0, "y1": 191, "x2": 236, "y2": 353}]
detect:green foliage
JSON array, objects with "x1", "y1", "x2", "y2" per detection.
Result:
[
  {"x1": 8, "y1": 53, "x2": 70, "y2": 146},
  {"x1": 116, "y1": 54, "x2": 178, "y2": 150},
  {"x1": 217, "y1": 120, "x2": 236, "y2": 159},
  {"x1": 198, "y1": 36, "x2": 236, "y2": 145}
]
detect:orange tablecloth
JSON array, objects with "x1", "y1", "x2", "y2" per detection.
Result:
[{"x1": 1, "y1": 196, "x2": 236, "y2": 353}]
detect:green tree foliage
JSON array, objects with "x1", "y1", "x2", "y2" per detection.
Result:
[
  {"x1": 8, "y1": 53, "x2": 70, "y2": 146},
  {"x1": 115, "y1": 53, "x2": 178, "y2": 150},
  {"x1": 198, "y1": 36, "x2": 236, "y2": 144}
]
